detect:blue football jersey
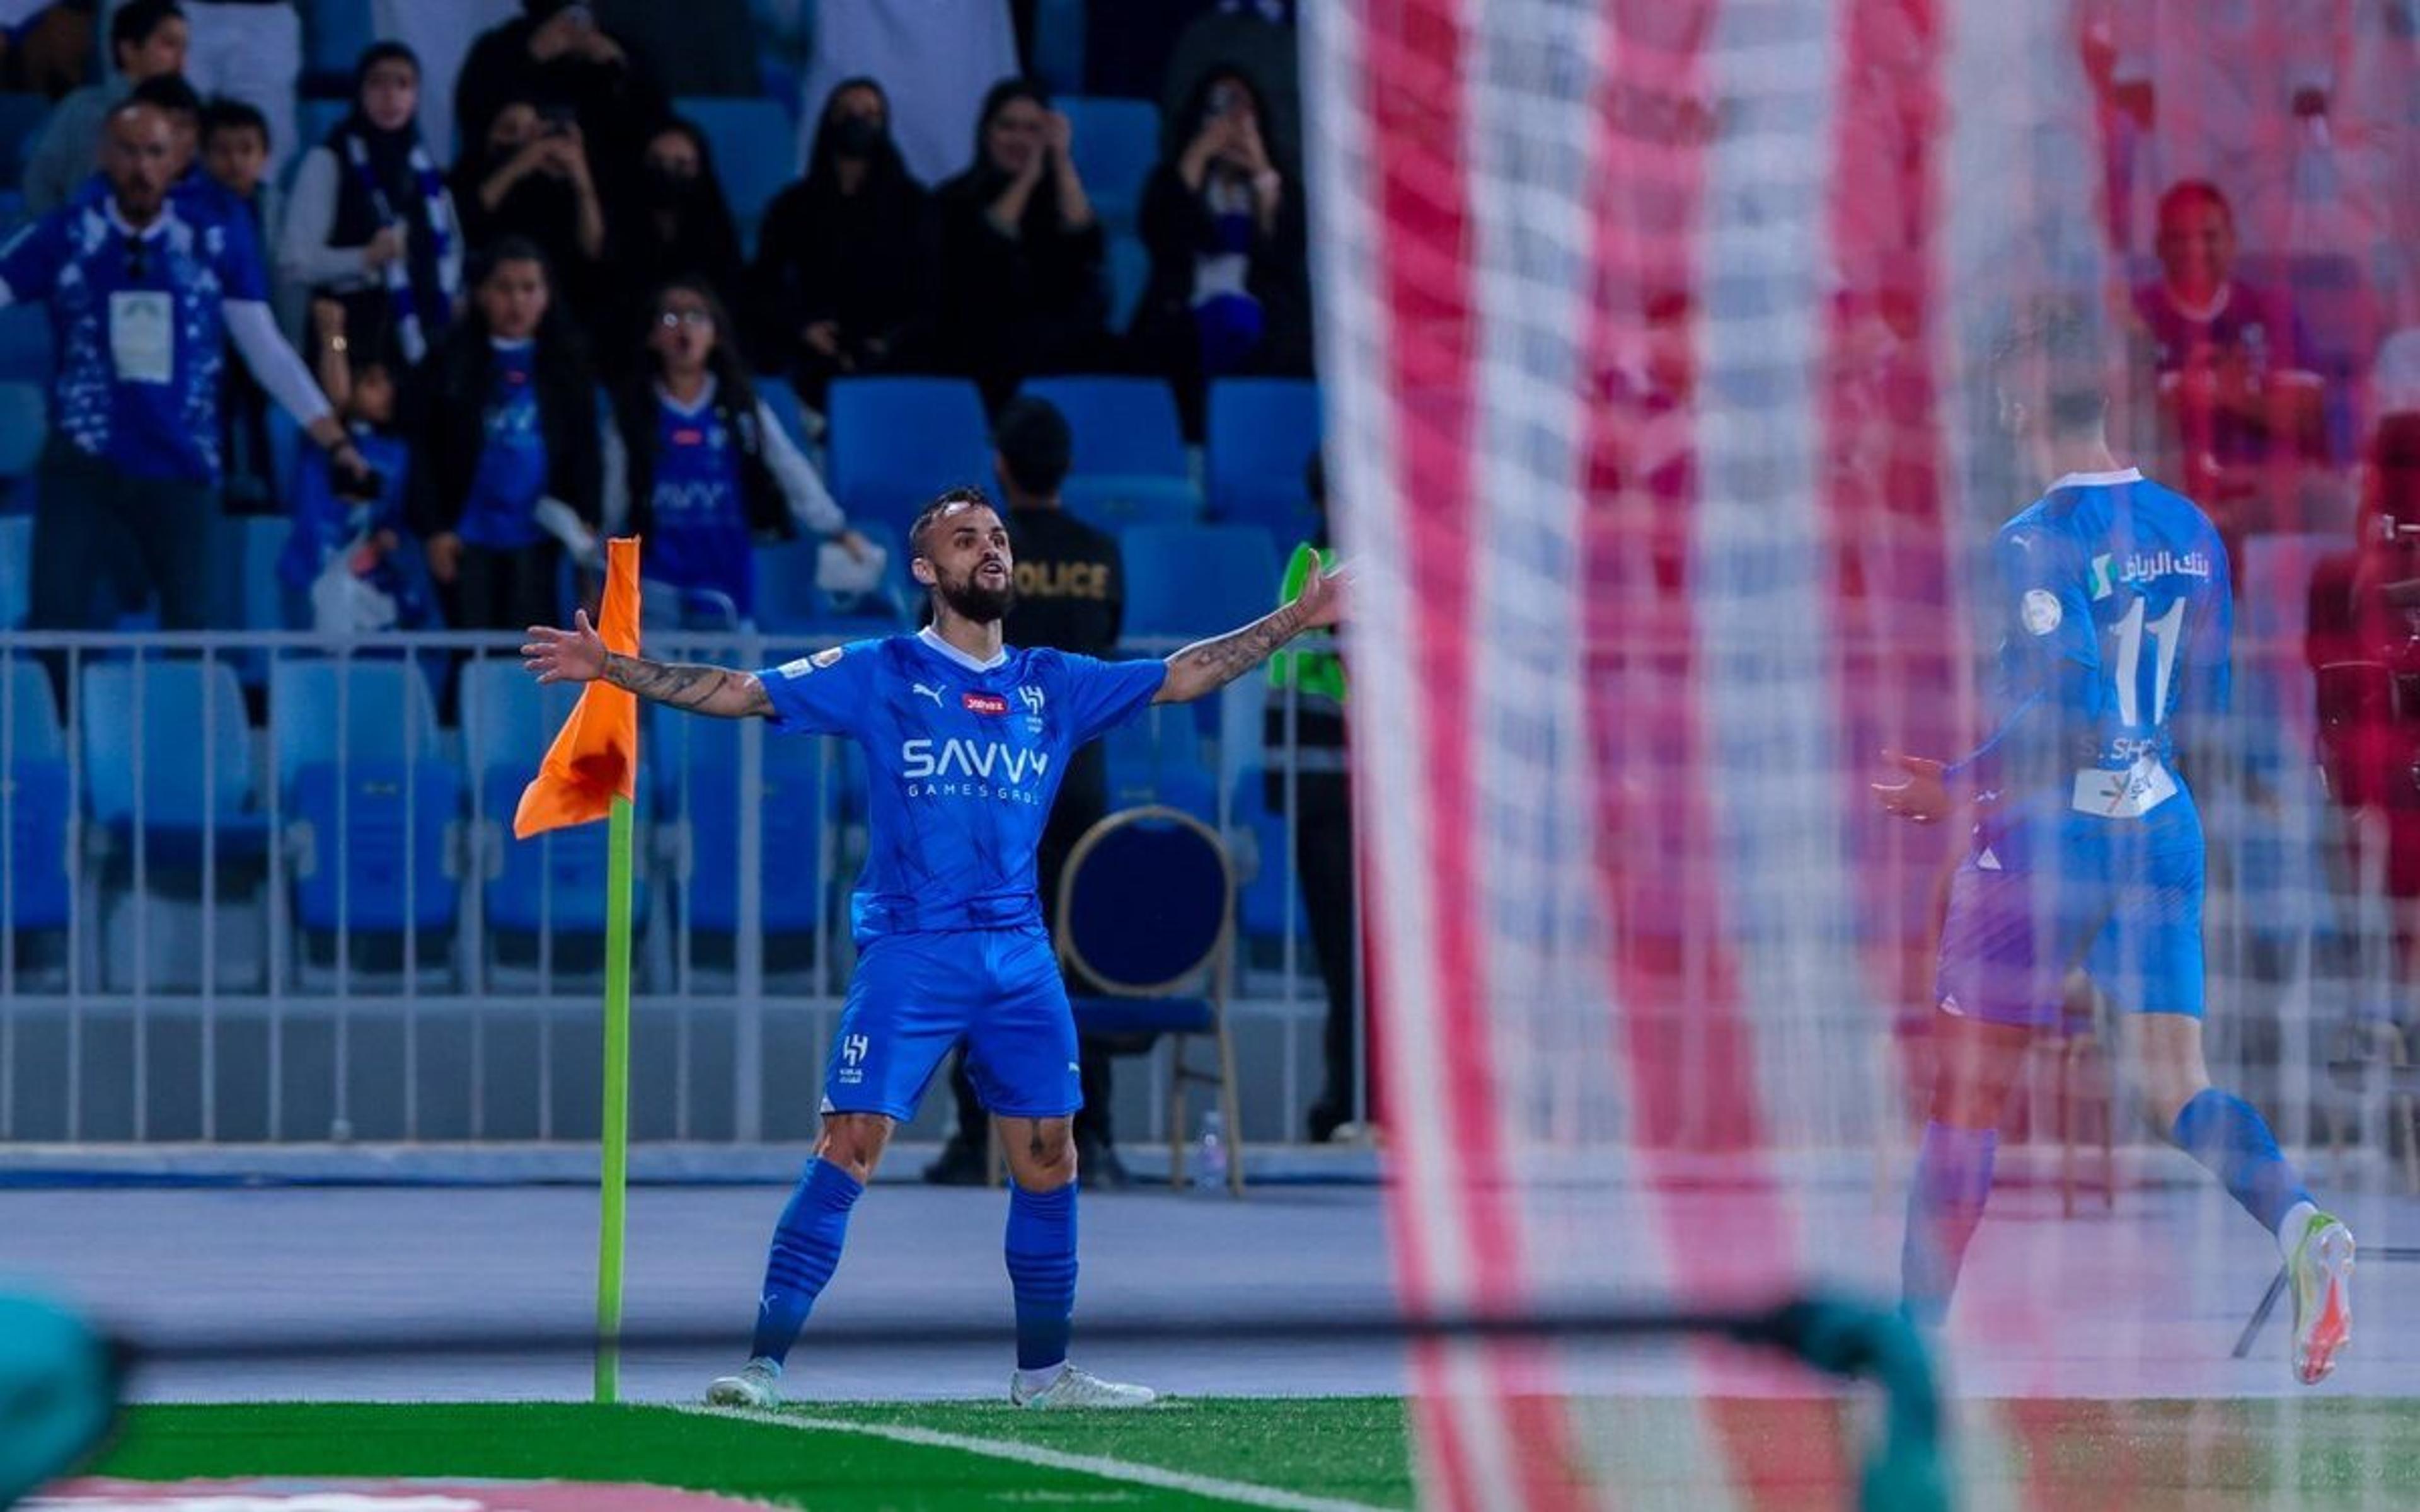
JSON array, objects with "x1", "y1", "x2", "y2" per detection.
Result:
[
  {"x1": 758, "y1": 628, "x2": 1168, "y2": 940},
  {"x1": 1962, "y1": 466, "x2": 2232, "y2": 825}
]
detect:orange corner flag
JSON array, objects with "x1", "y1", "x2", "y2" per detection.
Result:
[{"x1": 514, "y1": 537, "x2": 643, "y2": 839}]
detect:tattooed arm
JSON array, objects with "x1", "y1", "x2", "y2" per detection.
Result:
[
  {"x1": 521, "y1": 609, "x2": 773, "y2": 718},
  {"x1": 1155, "y1": 556, "x2": 1347, "y2": 704}
]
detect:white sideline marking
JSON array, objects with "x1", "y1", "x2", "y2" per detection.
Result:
[{"x1": 677, "y1": 1404, "x2": 1392, "y2": 1512}]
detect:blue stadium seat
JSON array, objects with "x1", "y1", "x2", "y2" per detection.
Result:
[
  {"x1": 296, "y1": 98, "x2": 350, "y2": 154},
  {"x1": 0, "y1": 380, "x2": 46, "y2": 488},
  {"x1": 0, "y1": 515, "x2": 26, "y2": 629},
  {"x1": 0, "y1": 304, "x2": 53, "y2": 382},
  {"x1": 270, "y1": 658, "x2": 445, "y2": 779},
  {"x1": 270, "y1": 659, "x2": 458, "y2": 939},
  {"x1": 0, "y1": 93, "x2": 52, "y2": 188},
  {"x1": 1057, "y1": 96, "x2": 1160, "y2": 231},
  {"x1": 753, "y1": 372, "x2": 814, "y2": 452},
  {"x1": 1230, "y1": 767, "x2": 1307, "y2": 949},
  {"x1": 1206, "y1": 378, "x2": 1322, "y2": 541},
  {"x1": 679, "y1": 96, "x2": 797, "y2": 244},
  {"x1": 80, "y1": 659, "x2": 268, "y2": 865},
  {"x1": 824, "y1": 377, "x2": 993, "y2": 540},
  {"x1": 1021, "y1": 375, "x2": 1200, "y2": 527},
  {"x1": 481, "y1": 767, "x2": 642, "y2": 937},
  {"x1": 1103, "y1": 702, "x2": 1218, "y2": 822},
  {"x1": 652, "y1": 711, "x2": 826, "y2": 938},
  {"x1": 1119, "y1": 524, "x2": 1278, "y2": 642},
  {"x1": 1, "y1": 659, "x2": 71, "y2": 931},
  {"x1": 300, "y1": 0, "x2": 376, "y2": 96},
  {"x1": 1030, "y1": 0, "x2": 1087, "y2": 93},
  {"x1": 1106, "y1": 230, "x2": 1148, "y2": 334},
  {"x1": 459, "y1": 657, "x2": 581, "y2": 784}
]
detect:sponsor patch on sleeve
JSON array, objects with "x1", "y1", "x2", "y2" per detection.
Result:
[
  {"x1": 2020, "y1": 588, "x2": 2063, "y2": 636},
  {"x1": 778, "y1": 646, "x2": 847, "y2": 679}
]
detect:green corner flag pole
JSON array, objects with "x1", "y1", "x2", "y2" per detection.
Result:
[{"x1": 594, "y1": 793, "x2": 637, "y2": 1404}]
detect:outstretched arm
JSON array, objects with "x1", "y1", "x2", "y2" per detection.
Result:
[
  {"x1": 1155, "y1": 556, "x2": 1345, "y2": 704},
  {"x1": 522, "y1": 609, "x2": 772, "y2": 718}
]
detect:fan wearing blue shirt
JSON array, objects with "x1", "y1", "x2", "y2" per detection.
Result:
[
  {"x1": 8, "y1": 97, "x2": 367, "y2": 630},
  {"x1": 1873, "y1": 307, "x2": 2354, "y2": 1385},
  {"x1": 524, "y1": 486, "x2": 1345, "y2": 1410}
]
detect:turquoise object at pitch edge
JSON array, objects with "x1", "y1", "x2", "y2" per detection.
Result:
[{"x1": 0, "y1": 1291, "x2": 118, "y2": 1507}]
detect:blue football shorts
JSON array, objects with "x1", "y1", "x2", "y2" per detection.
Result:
[
  {"x1": 1933, "y1": 799, "x2": 2208, "y2": 1028},
  {"x1": 820, "y1": 924, "x2": 1082, "y2": 1121}
]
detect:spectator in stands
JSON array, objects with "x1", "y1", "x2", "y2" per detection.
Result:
[
  {"x1": 200, "y1": 97, "x2": 282, "y2": 516},
  {"x1": 452, "y1": 0, "x2": 667, "y2": 226},
  {"x1": 601, "y1": 277, "x2": 870, "y2": 627},
  {"x1": 175, "y1": 0, "x2": 300, "y2": 183},
  {"x1": 793, "y1": 0, "x2": 1018, "y2": 186},
  {"x1": 406, "y1": 236, "x2": 599, "y2": 630},
  {"x1": 606, "y1": 119, "x2": 746, "y2": 382},
  {"x1": 450, "y1": 93, "x2": 609, "y2": 339},
  {"x1": 933, "y1": 77, "x2": 1110, "y2": 411},
  {"x1": 592, "y1": 0, "x2": 756, "y2": 98},
  {"x1": 1267, "y1": 451, "x2": 1362, "y2": 1143},
  {"x1": 8, "y1": 96, "x2": 368, "y2": 631},
  {"x1": 278, "y1": 43, "x2": 464, "y2": 372},
  {"x1": 1161, "y1": 1, "x2": 1301, "y2": 175},
  {"x1": 925, "y1": 395, "x2": 1132, "y2": 1188},
  {"x1": 750, "y1": 77, "x2": 937, "y2": 408},
  {"x1": 2132, "y1": 180, "x2": 2327, "y2": 528},
  {"x1": 1131, "y1": 64, "x2": 1310, "y2": 435},
  {"x1": 21, "y1": 0, "x2": 186, "y2": 215},
  {"x1": 370, "y1": 0, "x2": 517, "y2": 154},
  {"x1": 279, "y1": 298, "x2": 434, "y2": 632}
]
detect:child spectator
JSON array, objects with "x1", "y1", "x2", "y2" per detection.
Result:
[
  {"x1": 21, "y1": 0, "x2": 187, "y2": 215},
  {"x1": 278, "y1": 299, "x2": 434, "y2": 633},
  {"x1": 201, "y1": 96, "x2": 285, "y2": 516}
]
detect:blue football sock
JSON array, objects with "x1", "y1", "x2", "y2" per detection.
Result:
[
  {"x1": 750, "y1": 1159, "x2": 865, "y2": 1365},
  {"x1": 1901, "y1": 1121, "x2": 1998, "y2": 1328},
  {"x1": 1005, "y1": 1180, "x2": 1078, "y2": 1372},
  {"x1": 2170, "y1": 1087, "x2": 2312, "y2": 1234}
]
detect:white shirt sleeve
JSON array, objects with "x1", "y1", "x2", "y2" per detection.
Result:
[
  {"x1": 600, "y1": 418, "x2": 632, "y2": 537},
  {"x1": 222, "y1": 299, "x2": 332, "y2": 427},
  {"x1": 277, "y1": 147, "x2": 376, "y2": 293},
  {"x1": 756, "y1": 398, "x2": 847, "y2": 536}
]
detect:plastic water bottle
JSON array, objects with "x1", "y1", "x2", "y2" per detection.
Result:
[{"x1": 1196, "y1": 1111, "x2": 1228, "y2": 1191}]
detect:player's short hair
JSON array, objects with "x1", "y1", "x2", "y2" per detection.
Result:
[
  {"x1": 128, "y1": 72, "x2": 202, "y2": 124},
  {"x1": 112, "y1": 0, "x2": 184, "y2": 61},
  {"x1": 909, "y1": 486, "x2": 997, "y2": 561},
  {"x1": 200, "y1": 96, "x2": 268, "y2": 151},
  {"x1": 993, "y1": 398, "x2": 1071, "y2": 498},
  {"x1": 1995, "y1": 301, "x2": 2109, "y2": 435},
  {"x1": 2157, "y1": 179, "x2": 2233, "y2": 234}
]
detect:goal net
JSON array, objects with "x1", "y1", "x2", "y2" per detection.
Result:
[{"x1": 1306, "y1": 0, "x2": 2417, "y2": 1503}]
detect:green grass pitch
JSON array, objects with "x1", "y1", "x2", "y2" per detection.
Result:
[{"x1": 72, "y1": 1398, "x2": 2420, "y2": 1509}]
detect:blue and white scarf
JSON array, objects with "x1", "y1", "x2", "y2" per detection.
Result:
[{"x1": 341, "y1": 132, "x2": 456, "y2": 364}]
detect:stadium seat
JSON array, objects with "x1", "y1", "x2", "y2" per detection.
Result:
[
  {"x1": 651, "y1": 711, "x2": 827, "y2": 940},
  {"x1": 80, "y1": 659, "x2": 269, "y2": 866},
  {"x1": 1205, "y1": 378, "x2": 1322, "y2": 541},
  {"x1": 212, "y1": 515, "x2": 296, "y2": 636},
  {"x1": 823, "y1": 377, "x2": 994, "y2": 539},
  {"x1": 0, "y1": 515, "x2": 26, "y2": 629},
  {"x1": 0, "y1": 304, "x2": 52, "y2": 382},
  {"x1": 752, "y1": 372, "x2": 814, "y2": 452},
  {"x1": 459, "y1": 656, "x2": 582, "y2": 785},
  {"x1": 1020, "y1": 375, "x2": 1201, "y2": 527},
  {"x1": 1055, "y1": 806, "x2": 1244, "y2": 1192},
  {"x1": 0, "y1": 93, "x2": 52, "y2": 188},
  {"x1": 1, "y1": 658, "x2": 71, "y2": 931},
  {"x1": 1118, "y1": 523, "x2": 1279, "y2": 642},
  {"x1": 1030, "y1": 0, "x2": 1087, "y2": 94},
  {"x1": 0, "y1": 380, "x2": 46, "y2": 490},
  {"x1": 270, "y1": 658, "x2": 445, "y2": 779},
  {"x1": 1057, "y1": 96, "x2": 1159, "y2": 231},
  {"x1": 1105, "y1": 704, "x2": 1219, "y2": 823},
  {"x1": 299, "y1": 0, "x2": 376, "y2": 98},
  {"x1": 296, "y1": 99, "x2": 350, "y2": 156},
  {"x1": 1106, "y1": 230, "x2": 1148, "y2": 334},
  {"x1": 679, "y1": 96, "x2": 797, "y2": 244},
  {"x1": 481, "y1": 767, "x2": 643, "y2": 939}
]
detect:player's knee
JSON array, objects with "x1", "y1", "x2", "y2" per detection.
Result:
[
  {"x1": 1006, "y1": 1118, "x2": 1077, "y2": 1189},
  {"x1": 814, "y1": 1113, "x2": 894, "y2": 1182}
]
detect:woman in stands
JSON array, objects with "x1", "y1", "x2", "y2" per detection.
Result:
[
  {"x1": 749, "y1": 77, "x2": 936, "y2": 408},
  {"x1": 933, "y1": 77, "x2": 1112, "y2": 411},
  {"x1": 451, "y1": 89, "x2": 611, "y2": 340},
  {"x1": 1129, "y1": 65, "x2": 1310, "y2": 438},
  {"x1": 604, "y1": 277, "x2": 872, "y2": 627},
  {"x1": 406, "y1": 238, "x2": 600, "y2": 631},
  {"x1": 606, "y1": 118, "x2": 746, "y2": 385},
  {"x1": 277, "y1": 42, "x2": 464, "y2": 372}
]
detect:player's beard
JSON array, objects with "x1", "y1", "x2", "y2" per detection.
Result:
[{"x1": 936, "y1": 564, "x2": 1015, "y2": 623}]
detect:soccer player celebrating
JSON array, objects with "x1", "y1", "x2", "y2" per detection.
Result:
[
  {"x1": 1872, "y1": 309, "x2": 2353, "y2": 1383},
  {"x1": 523, "y1": 487, "x2": 1344, "y2": 1409}
]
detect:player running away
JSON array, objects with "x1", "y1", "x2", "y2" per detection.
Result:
[
  {"x1": 1872, "y1": 309, "x2": 2354, "y2": 1383},
  {"x1": 523, "y1": 487, "x2": 1344, "y2": 1409}
]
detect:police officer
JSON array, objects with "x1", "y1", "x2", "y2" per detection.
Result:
[{"x1": 923, "y1": 396, "x2": 1133, "y2": 1187}]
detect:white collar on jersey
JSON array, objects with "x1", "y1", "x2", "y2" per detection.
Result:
[
  {"x1": 102, "y1": 197, "x2": 172, "y2": 242},
  {"x1": 2050, "y1": 466, "x2": 2143, "y2": 490},
  {"x1": 917, "y1": 624, "x2": 1008, "y2": 673},
  {"x1": 655, "y1": 373, "x2": 718, "y2": 417}
]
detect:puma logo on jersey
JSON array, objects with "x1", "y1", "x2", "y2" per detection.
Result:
[{"x1": 911, "y1": 681, "x2": 945, "y2": 707}]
